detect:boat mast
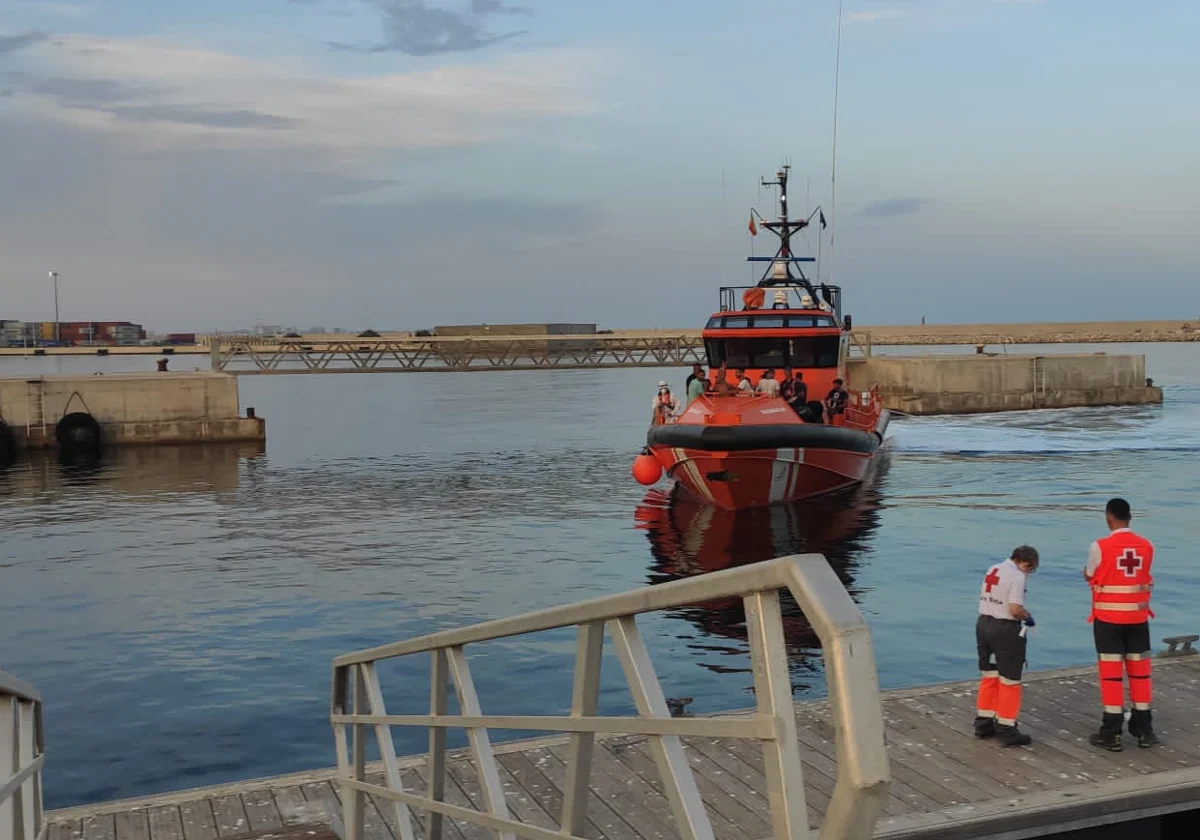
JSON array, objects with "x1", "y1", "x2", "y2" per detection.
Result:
[
  {"x1": 829, "y1": 0, "x2": 844, "y2": 289},
  {"x1": 756, "y1": 166, "x2": 820, "y2": 302}
]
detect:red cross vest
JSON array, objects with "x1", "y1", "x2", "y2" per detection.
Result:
[{"x1": 1089, "y1": 530, "x2": 1154, "y2": 624}]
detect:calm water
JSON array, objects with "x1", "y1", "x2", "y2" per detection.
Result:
[{"x1": 2, "y1": 343, "x2": 1198, "y2": 808}]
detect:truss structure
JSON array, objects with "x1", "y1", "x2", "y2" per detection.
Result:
[{"x1": 210, "y1": 335, "x2": 707, "y2": 375}]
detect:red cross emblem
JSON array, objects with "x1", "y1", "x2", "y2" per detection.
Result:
[
  {"x1": 984, "y1": 568, "x2": 1001, "y2": 593},
  {"x1": 1116, "y1": 548, "x2": 1144, "y2": 578}
]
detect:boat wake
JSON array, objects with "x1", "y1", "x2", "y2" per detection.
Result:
[{"x1": 887, "y1": 402, "x2": 1200, "y2": 457}]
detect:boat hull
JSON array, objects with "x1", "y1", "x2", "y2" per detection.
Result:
[{"x1": 649, "y1": 443, "x2": 877, "y2": 510}]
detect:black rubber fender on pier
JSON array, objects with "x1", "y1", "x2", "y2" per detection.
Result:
[
  {"x1": 0, "y1": 420, "x2": 15, "y2": 468},
  {"x1": 55, "y1": 411, "x2": 103, "y2": 454}
]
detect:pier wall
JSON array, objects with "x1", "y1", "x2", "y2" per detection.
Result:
[
  {"x1": 0, "y1": 373, "x2": 265, "y2": 450},
  {"x1": 848, "y1": 353, "x2": 1163, "y2": 415}
]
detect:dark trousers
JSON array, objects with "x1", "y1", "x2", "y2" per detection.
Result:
[
  {"x1": 977, "y1": 614, "x2": 1026, "y2": 680},
  {"x1": 1093, "y1": 619, "x2": 1152, "y2": 735}
]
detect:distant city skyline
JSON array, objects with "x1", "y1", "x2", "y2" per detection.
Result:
[{"x1": 1, "y1": 1, "x2": 1197, "y2": 331}]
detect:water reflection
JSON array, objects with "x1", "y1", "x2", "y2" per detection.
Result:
[
  {"x1": 0, "y1": 443, "x2": 265, "y2": 503},
  {"x1": 635, "y1": 454, "x2": 889, "y2": 682}
]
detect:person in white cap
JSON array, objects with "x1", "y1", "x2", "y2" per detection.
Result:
[{"x1": 651, "y1": 380, "x2": 678, "y2": 425}]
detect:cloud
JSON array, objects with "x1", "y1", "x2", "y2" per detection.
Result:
[
  {"x1": 470, "y1": 0, "x2": 533, "y2": 16},
  {"x1": 0, "y1": 31, "x2": 48, "y2": 56},
  {"x1": 328, "y1": 0, "x2": 534, "y2": 55},
  {"x1": 6, "y1": 34, "x2": 598, "y2": 157},
  {"x1": 858, "y1": 197, "x2": 930, "y2": 217},
  {"x1": 845, "y1": 10, "x2": 905, "y2": 25}
]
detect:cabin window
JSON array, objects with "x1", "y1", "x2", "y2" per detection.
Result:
[
  {"x1": 705, "y1": 335, "x2": 841, "y2": 369},
  {"x1": 722, "y1": 316, "x2": 751, "y2": 329},
  {"x1": 786, "y1": 315, "x2": 837, "y2": 328},
  {"x1": 752, "y1": 315, "x2": 787, "y2": 328},
  {"x1": 705, "y1": 317, "x2": 723, "y2": 329}
]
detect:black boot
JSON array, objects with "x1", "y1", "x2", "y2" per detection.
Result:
[
  {"x1": 1129, "y1": 710, "x2": 1158, "y2": 748},
  {"x1": 1089, "y1": 729, "x2": 1123, "y2": 751},
  {"x1": 973, "y1": 716, "x2": 997, "y2": 739},
  {"x1": 995, "y1": 723, "x2": 1032, "y2": 747},
  {"x1": 1090, "y1": 713, "x2": 1125, "y2": 752}
]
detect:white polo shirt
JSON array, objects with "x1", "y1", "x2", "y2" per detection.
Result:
[{"x1": 978, "y1": 558, "x2": 1026, "y2": 620}]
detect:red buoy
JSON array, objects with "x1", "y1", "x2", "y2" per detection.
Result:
[{"x1": 631, "y1": 453, "x2": 662, "y2": 486}]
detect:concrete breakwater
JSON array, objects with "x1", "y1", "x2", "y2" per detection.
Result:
[
  {"x1": 849, "y1": 352, "x2": 1163, "y2": 415},
  {"x1": 858, "y1": 318, "x2": 1200, "y2": 346},
  {"x1": 0, "y1": 372, "x2": 265, "y2": 457}
]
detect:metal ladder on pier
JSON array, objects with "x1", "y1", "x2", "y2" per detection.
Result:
[
  {"x1": 25, "y1": 380, "x2": 46, "y2": 444},
  {"x1": 1031, "y1": 356, "x2": 1046, "y2": 407}
]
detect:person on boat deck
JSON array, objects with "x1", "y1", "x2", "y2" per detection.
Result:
[
  {"x1": 736, "y1": 369, "x2": 754, "y2": 392},
  {"x1": 685, "y1": 365, "x2": 706, "y2": 403},
  {"x1": 789, "y1": 371, "x2": 808, "y2": 408},
  {"x1": 975, "y1": 545, "x2": 1038, "y2": 748},
  {"x1": 779, "y1": 368, "x2": 794, "y2": 402},
  {"x1": 651, "y1": 381, "x2": 678, "y2": 425},
  {"x1": 757, "y1": 369, "x2": 780, "y2": 396},
  {"x1": 824, "y1": 378, "x2": 849, "y2": 421},
  {"x1": 710, "y1": 363, "x2": 739, "y2": 396}
]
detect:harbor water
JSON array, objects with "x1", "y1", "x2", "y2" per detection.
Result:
[{"x1": 2, "y1": 343, "x2": 1198, "y2": 809}]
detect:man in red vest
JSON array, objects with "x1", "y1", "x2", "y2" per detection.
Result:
[{"x1": 1084, "y1": 498, "x2": 1158, "y2": 751}]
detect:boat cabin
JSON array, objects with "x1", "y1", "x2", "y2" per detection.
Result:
[{"x1": 703, "y1": 283, "x2": 850, "y2": 395}]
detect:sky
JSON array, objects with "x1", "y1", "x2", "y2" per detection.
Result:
[{"x1": 1, "y1": 0, "x2": 1197, "y2": 333}]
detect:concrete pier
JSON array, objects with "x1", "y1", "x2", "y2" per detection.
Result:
[
  {"x1": 0, "y1": 372, "x2": 265, "y2": 452},
  {"x1": 849, "y1": 353, "x2": 1164, "y2": 415}
]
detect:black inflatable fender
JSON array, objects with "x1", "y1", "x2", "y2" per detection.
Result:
[
  {"x1": 647, "y1": 421, "x2": 881, "y2": 454},
  {"x1": 56, "y1": 411, "x2": 103, "y2": 453},
  {"x1": 0, "y1": 419, "x2": 15, "y2": 468}
]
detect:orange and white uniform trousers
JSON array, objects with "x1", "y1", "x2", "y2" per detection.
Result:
[
  {"x1": 975, "y1": 615, "x2": 1026, "y2": 727},
  {"x1": 1094, "y1": 620, "x2": 1153, "y2": 735}
]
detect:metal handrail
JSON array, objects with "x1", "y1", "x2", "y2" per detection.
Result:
[
  {"x1": 0, "y1": 670, "x2": 45, "y2": 840},
  {"x1": 330, "y1": 555, "x2": 890, "y2": 840}
]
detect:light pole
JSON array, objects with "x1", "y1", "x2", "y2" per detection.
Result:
[{"x1": 48, "y1": 270, "x2": 59, "y2": 344}]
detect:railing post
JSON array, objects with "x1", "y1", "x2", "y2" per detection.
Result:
[
  {"x1": 560, "y1": 621, "x2": 604, "y2": 836},
  {"x1": 350, "y1": 666, "x2": 367, "y2": 840},
  {"x1": 361, "y1": 664, "x2": 416, "y2": 840},
  {"x1": 445, "y1": 647, "x2": 515, "y2": 840},
  {"x1": 609, "y1": 616, "x2": 715, "y2": 840},
  {"x1": 333, "y1": 665, "x2": 366, "y2": 840},
  {"x1": 2, "y1": 695, "x2": 16, "y2": 840},
  {"x1": 745, "y1": 591, "x2": 810, "y2": 840},
  {"x1": 427, "y1": 650, "x2": 448, "y2": 840}
]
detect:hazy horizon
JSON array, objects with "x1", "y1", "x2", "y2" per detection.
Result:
[{"x1": 2, "y1": 1, "x2": 1197, "y2": 334}]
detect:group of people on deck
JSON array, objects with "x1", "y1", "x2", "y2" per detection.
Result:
[{"x1": 651, "y1": 364, "x2": 849, "y2": 425}]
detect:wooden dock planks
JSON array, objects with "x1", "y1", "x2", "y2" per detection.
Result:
[{"x1": 45, "y1": 658, "x2": 1200, "y2": 840}]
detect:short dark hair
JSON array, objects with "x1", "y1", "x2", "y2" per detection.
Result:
[
  {"x1": 1011, "y1": 545, "x2": 1039, "y2": 571},
  {"x1": 1106, "y1": 497, "x2": 1132, "y2": 522}
]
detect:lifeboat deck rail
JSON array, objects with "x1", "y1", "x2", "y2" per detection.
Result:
[
  {"x1": 328, "y1": 554, "x2": 889, "y2": 840},
  {"x1": 0, "y1": 670, "x2": 45, "y2": 840}
]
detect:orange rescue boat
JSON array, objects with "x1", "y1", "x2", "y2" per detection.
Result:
[{"x1": 633, "y1": 164, "x2": 890, "y2": 510}]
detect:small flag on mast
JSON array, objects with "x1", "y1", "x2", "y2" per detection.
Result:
[
  {"x1": 819, "y1": 211, "x2": 827, "y2": 230},
  {"x1": 748, "y1": 213, "x2": 758, "y2": 236}
]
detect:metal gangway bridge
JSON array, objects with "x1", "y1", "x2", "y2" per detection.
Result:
[{"x1": 205, "y1": 332, "x2": 875, "y2": 375}]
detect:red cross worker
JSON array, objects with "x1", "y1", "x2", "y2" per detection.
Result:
[
  {"x1": 974, "y1": 545, "x2": 1039, "y2": 747},
  {"x1": 1084, "y1": 497, "x2": 1158, "y2": 751}
]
